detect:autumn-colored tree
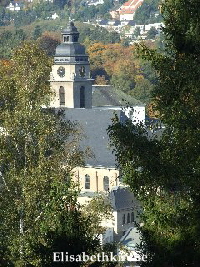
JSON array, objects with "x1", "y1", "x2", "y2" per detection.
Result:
[
  {"x1": 37, "y1": 31, "x2": 61, "y2": 56},
  {"x1": 95, "y1": 75, "x2": 109, "y2": 85}
]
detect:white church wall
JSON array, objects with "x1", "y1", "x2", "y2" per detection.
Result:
[{"x1": 124, "y1": 106, "x2": 145, "y2": 124}]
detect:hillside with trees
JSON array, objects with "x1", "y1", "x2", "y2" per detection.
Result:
[
  {"x1": 87, "y1": 42, "x2": 156, "y2": 104},
  {"x1": 134, "y1": 0, "x2": 162, "y2": 24}
]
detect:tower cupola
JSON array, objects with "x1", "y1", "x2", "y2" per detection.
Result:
[
  {"x1": 54, "y1": 21, "x2": 89, "y2": 65},
  {"x1": 61, "y1": 21, "x2": 79, "y2": 43}
]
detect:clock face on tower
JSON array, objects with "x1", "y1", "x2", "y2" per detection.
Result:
[{"x1": 57, "y1": 66, "x2": 65, "y2": 77}]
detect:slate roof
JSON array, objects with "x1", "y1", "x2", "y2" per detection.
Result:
[
  {"x1": 109, "y1": 186, "x2": 140, "y2": 210},
  {"x1": 113, "y1": 20, "x2": 121, "y2": 26},
  {"x1": 127, "y1": 20, "x2": 136, "y2": 26},
  {"x1": 92, "y1": 85, "x2": 141, "y2": 107},
  {"x1": 63, "y1": 107, "x2": 128, "y2": 168},
  {"x1": 99, "y1": 20, "x2": 109, "y2": 25},
  {"x1": 55, "y1": 43, "x2": 87, "y2": 57}
]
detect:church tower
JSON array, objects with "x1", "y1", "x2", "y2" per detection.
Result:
[{"x1": 50, "y1": 22, "x2": 92, "y2": 108}]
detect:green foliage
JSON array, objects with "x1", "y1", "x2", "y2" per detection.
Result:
[
  {"x1": 54, "y1": 0, "x2": 69, "y2": 9},
  {"x1": 82, "y1": 194, "x2": 113, "y2": 236},
  {"x1": 0, "y1": 42, "x2": 99, "y2": 266},
  {"x1": 0, "y1": 29, "x2": 26, "y2": 59},
  {"x1": 146, "y1": 26, "x2": 158, "y2": 40},
  {"x1": 14, "y1": 10, "x2": 37, "y2": 27},
  {"x1": 130, "y1": 77, "x2": 154, "y2": 104},
  {"x1": 33, "y1": 1, "x2": 57, "y2": 20},
  {"x1": 73, "y1": 0, "x2": 114, "y2": 21},
  {"x1": 37, "y1": 32, "x2": 61, "y2": 56},
  {"x1": 133, "y1": 26, "x2": 141, "y2": 38},
  {"x1": 111, "y1": 73, "x2": 135, "y2": 93},
  {"x1": 134, "y1": 0, "x2": 162, "y2": 24},
  {"x1": 77, "y1": 24, "x2": 120, "y2": 44},
  {"x1": 108, "y1": 0, "x2": 200, "y2": 266},
  {"x1": 0, "y1": 7, "x2": 6, "y2": 26},
  {"x1": 0, "y1": 0, "x2": 10, "y2": 8},
  {"x1": 33, "y1": 25, "x2": 42, "y2": 40}
]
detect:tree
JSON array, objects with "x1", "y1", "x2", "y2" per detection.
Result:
[
  {"x1": 33, "y1": 25, "x2": 42, "y2": 40},
  {"x1": 146, "y1": 26, "x2": 158, "y2": 40},
  {"x1": 54, "y1": 0, "x2": 69, "y2": 9},
  {"x1": 134, "y1": 0, "x2": 162, "y2": 24},
  {"x1": 95, "y1": 75, "x2": 109, "y2": 85},
  {"x1": 0, "y1": 0, "x2": 10, "y2": 7},
  {"x1": 108, "y1": 0, "x2": 200, "y2": 266},
  {"x1": 0, "y1": 42, "x2": 100, "y2": 266},
  {"x1": 133, "y1": 26, "x2": 141, "y2": 38},
  {"x1": 130, "y1": 75, "x2": 154, "y2": 103},
  {"x1": 37, "y1": 31, "x2": 61, "y2": 56},
  {"x1": 0, "y1": 29, "x2": 27, "y2": 59}
]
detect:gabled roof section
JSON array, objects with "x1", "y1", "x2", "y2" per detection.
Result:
[
  {"x1": 92, "y1": 85, "x2": 141, "y2": 107},
  {"x1": 63, "y1": 108, "x2": 128, "y2": 168},
  {"x1": 109, "y1": 186, "x2": 140, "y2": 210},
  {"x1": 117, "y1": 0, "x2": 144, "y2": 14}
]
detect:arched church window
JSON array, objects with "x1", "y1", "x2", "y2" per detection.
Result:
[
  {"x1": 131, "y1": 212, "x2": 134, "y2": 223},
  {"x1": 80, "y1": 86, "x2": 85, "y2": 108},
  {"x1": 103, "y1": 176, "x2": 109, "y2": 191},
  {"x1": 127, "y1": 213, "x2": 130, "y2": 223},
  {"x1": 64, "y1": 36, "x2": 69, "y2": 42},
  {"x1": 59, "y1": 86, "x2": 65, "y2": 106},
  {"x1": 122, "y1": 214, "x2": 125, "y2": 225},
  {"x1": 85, "y1": 174, "x2": 90, "y2": 189}
]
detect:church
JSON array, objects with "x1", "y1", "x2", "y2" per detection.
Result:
[{"x1": 49, "y1": 21, "x2": 144, "y2": 246}]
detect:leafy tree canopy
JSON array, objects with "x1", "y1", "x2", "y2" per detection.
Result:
[
  {"x1": 108, "y1": 0, "x2": 200, "y2": 266},
  {"x1": 134, "y1": 0, "x2": 162, "y2": 24},
  {"x1": 0, "y1": 42, "x2": 100, "y2": 266}
]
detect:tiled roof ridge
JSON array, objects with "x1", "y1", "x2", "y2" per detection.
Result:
[
  {"x1": 118, "y1": 0, "x2": 144, "y2": 14},
  {"x1": 123, "y1": 0, "x2": 142, "y2": 7}
]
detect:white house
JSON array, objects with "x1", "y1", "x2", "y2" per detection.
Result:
[
  {"x1": 6, "y1": 2, "x2": 23, "y2": 11},
  {"x1": 52, "y1": 12, "x2": 59, "y2": 20}
]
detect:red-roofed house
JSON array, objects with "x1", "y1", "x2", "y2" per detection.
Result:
[{"x1": 111, "y1": 0, "x2": 144, "y2": 21}]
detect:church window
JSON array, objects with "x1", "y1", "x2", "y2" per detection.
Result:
[
  {"x1": 131, "y1": 212, "x2": 134, "y2": 223},
  {"x1": 85, "y1": 174, "x2": 90, "y2": 189},
  {"x1": 59, "y1": 86, "x2": 65, "y2": 106},
  {"x1": 127, "y1": 213, "x2": 130, "y2": 223},
  {"x1": 64, "y1": 36, "x2": 69, "y2": 42},
  {"x1": 80, "y1": 86, "x2": 85, "y2": 108},
  {"x1": 103, "y1": 176, "x2": 109, "y2": 191},
  {"x1": 122, "y1": 214, "x2": 125, "y2": 225}
]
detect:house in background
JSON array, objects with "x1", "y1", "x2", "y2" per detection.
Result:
[
  {"x1": 6, "y1": 1, "x2": 24, "y2": 11},
  {"x1": 52, "y1": 12, "x2": 59, "y2": 20},
  {"x1": 111, "y1": 0, "x2": 144, "y2": 21}
]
